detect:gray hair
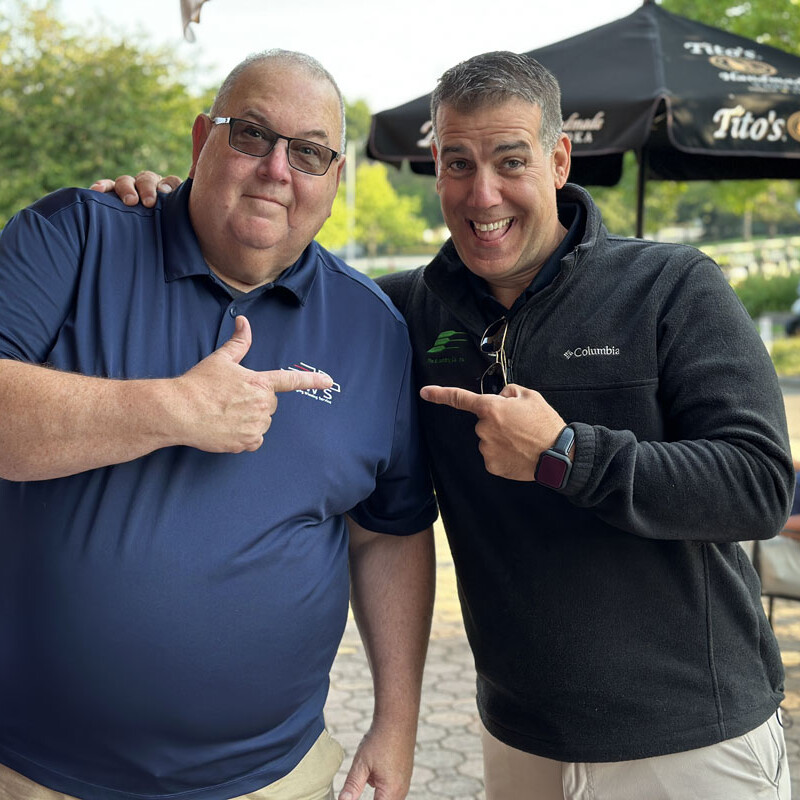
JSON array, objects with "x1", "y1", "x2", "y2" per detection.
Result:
[
  {"x1": 430, "y1": 51, "x2": 562, "y2": 155},
  {"x1": 210, "y1": 49, "x2": 347, "y2": 153}
]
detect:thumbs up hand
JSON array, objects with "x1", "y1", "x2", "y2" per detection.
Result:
[{"x1": 172, "y1": 316, "x2": 332, "y2": 453}]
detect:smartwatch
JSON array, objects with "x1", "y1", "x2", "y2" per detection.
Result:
[{"x1": 535, "y1": 425, "x2": 575, "y2": 490}]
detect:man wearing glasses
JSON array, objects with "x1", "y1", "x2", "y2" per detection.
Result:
[
  {"x1": 0, "y1": 50, "x2": 436, "y2": 800},
  {"x1": 98, "y1": 50, "x2": 795, "y2": 799}
]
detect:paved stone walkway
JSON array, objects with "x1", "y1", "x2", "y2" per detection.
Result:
[
  {"x1": 324, "y1": 387, "x2": 800, "y2": 798},
  {"x1": 326, "y1": 524, "x2": 484, "y2": 799}
]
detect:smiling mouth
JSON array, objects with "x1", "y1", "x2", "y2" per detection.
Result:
[{"x1": 471, "y1": 217, "x2": 513, "y2": 241}]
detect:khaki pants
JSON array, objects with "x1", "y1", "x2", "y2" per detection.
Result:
[
  {"x1": 0, "y1": 729, "x2": 344, "y2": 800},
  {"x1": 481, "y1": 714, "x2": 790, "y2": 800}
]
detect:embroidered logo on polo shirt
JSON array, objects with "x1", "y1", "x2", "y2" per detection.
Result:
[
  {"x1": 286, "y1": 362, "x2": 341, "y2": 405},
  {"x1": 426, "y1": 329, "x2": 468, "y2": 365},
  {"x1": 563, "y1": 345, "x2": 620, "y2": 360}
]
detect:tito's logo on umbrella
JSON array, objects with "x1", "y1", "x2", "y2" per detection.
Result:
[
  {"x1": 712, "y1": 106, "x2": 788, "y2": 143},
  {"x1": 683, "y1": 40, "x2": 779, "y2": 77},
  {"x1": 709, "y1": 55, "x2": 777, "y2": 76}
]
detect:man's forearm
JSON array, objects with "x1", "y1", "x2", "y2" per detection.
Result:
[
  {"x1": 0, "y1": 360, "x2": 178, "y2": 481},
  {"x1": 0, "y1": 318, "x2": 334, "y2": 482},
  {"x1": 342, "y1": 520, "x2": 435, "y2": 799},
  {"x1": 347, "y1": 519, "x2": 436, "y2": 733}
]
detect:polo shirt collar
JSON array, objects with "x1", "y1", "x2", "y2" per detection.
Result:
[{"x1": 160, "y1": 178, "x2": 320, "y2": 305}]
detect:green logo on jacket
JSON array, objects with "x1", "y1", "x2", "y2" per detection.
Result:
[
  {"x1": 426, "y1": 330, "x2": 469, "y2": 366},
  {"x1": 427, "y1": 330, "x2": 468, "y2": 354}
]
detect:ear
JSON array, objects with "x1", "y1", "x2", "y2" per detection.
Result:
[
  {"x1": 552, "y1": 133, "x2": 572, "y2": 189},
  {"x1": 431, "y1": 140, "x2": 439, "y2": 174},
  {"x1": 325, "y1": 154, "x2": 347, "y2": 220},
  {"x1": 188, "y1": 114, "x2": 213, "y2": 179},
  {"x1": 333, "y1": 152, "x2": 346, "y2": 191}
]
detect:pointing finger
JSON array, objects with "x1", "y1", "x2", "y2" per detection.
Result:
[
  {"x1": 420, "y1": 385, "x2": 485, "y2": 415},
  {"x1": 267, "y1": 368, "x2": 334, "y2": 394}
]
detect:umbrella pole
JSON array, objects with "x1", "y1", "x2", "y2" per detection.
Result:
[{"x1": 636, "y1": 146, "x2": 647, "y2": 238}]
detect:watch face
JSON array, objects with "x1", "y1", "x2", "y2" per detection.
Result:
[{"x1": 537, "y1": 455, "x2": 569, "y2": 488}]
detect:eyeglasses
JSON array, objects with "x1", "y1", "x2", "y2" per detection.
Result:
[
  {"x1": 212, "y1": 117, "x2": 340, "y2": 176},
  {"x1": 480, "y1": 317, "x2": 509, "y2": 395}
]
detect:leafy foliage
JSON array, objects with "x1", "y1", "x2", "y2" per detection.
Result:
[
  {"x1": 316, "y1": 161, "x2": 427, "y2": 256},
  {"x1": 347, "y1": 97, "x2": 441, "y2": 232},
  {"x1": 0, "y1": 3, "x2": 433, "y2": 253},
  {"x1": 345, "y1": 98, "x2": 372, "y2": 147},
  {"x1": 0, "y1": 0, "x2": 213, "y2": 226},
  {"x1": 767, "y1": 337, "x2": 800, "y2": 375},
  {"x1": 383, "y1": 163, "x2": 444, "y2": 230},
  {"x1": 661, "y1": 0, "x2": 800, "y2": 56},
  {"x1": 731, "y1": 270, "x2": 800, "y2": 316}
]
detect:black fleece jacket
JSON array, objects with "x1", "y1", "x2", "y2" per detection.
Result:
[{"x1": 377, "y1": 183, "x2": 795, "y2": 762}]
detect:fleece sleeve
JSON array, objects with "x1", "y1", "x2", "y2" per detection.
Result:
[{"x1": 563, "y1": 251, "x2": 795, "y2": 543}]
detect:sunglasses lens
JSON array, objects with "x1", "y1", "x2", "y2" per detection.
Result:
[
  {"x1": 481, "y1": 362, "x2": 506, "y2": 395},
  {"x1": 481, "y1": 318, "x2": 507, "y2": 354}
]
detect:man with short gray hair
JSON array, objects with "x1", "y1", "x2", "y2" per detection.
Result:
[{"x1": 0, "y1": 49, "x2": 436, "y2": 800}]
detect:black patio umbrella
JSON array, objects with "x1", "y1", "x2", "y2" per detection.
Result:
[{"x1": 366, "y1": 0, "x2": 800, "y2": 237}]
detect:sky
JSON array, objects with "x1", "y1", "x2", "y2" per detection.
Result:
[{"x1": 55, "y1": 0, "x2": 640, "y2": 112}]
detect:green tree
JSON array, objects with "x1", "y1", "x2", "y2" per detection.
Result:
[
  {"x1": 661, "y1": 0, "x2": 800, "y2": 56},
  {"x1": 591, "y1": 153, "x2": 687, "y2": 238},
  {"x1": 731, "y1": 270, "x2": 800, "y2": 316},
  {"x1": 316, "y1": 161, "x2": 427, "y2": 256},
  {"x1": 384, "y1": 163, "x2": 443, "y2": 230},
  {"x1": 322, "y1": 95, "x2": 434, "y2": 256},
  {"x1": 344, "y1": 95, "x2": 442, "y2": 231},
  {"x1": 345, "y1": 98, "x2": 372, "y2": 147},
  {"x1": 0, "y1": 0, "x2": 213, "y2": 226}
]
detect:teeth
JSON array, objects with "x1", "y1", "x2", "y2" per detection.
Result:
[{"x1": 474, "y1": 218, "x2": 512, "y2": 232}]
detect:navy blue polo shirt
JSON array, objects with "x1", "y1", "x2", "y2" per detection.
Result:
[{"x1": 0, "y1": 182, "x2": 436, "y2": 800}]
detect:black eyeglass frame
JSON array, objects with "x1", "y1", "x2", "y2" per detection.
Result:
[
  {"x1": 211, "y1": 116, "x2": 341, "y2": 176},
  {"x1": 480, "y1": 317, "x2": 510, "y2": 395}
]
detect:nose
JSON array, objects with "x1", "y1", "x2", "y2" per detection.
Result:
[
  {"x1": 256, "y1": 139, "x2": 292, "y2": 181},
  {"x1": 468, "y1": 167, "x2": 503, "y2": 209}
]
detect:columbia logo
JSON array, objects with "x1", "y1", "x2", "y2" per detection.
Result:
[
  {"x1": 286, "y1": 362, "x2": 341, "y2": 405},
  {"x1": 427, "y1": 330, "x2": 468, "y2": 354},
  {"x1": 564, "y1": 345, "x2": 621, "y2": 359}
]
